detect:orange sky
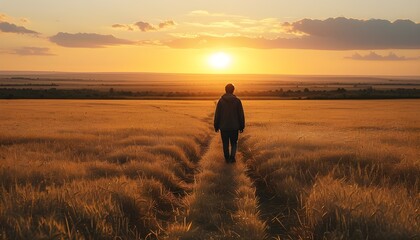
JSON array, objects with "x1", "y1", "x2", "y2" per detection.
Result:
[{"x1": 1, "y1": 0, "x2": 420, "y2": 75}]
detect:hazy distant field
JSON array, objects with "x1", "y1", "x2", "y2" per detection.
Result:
[
  {"x1": 1, "y1": 72, "x2": 419, "y2": 92},
  {"x1": 0, "y1": 100, "x2": 419, "y2": 239}
]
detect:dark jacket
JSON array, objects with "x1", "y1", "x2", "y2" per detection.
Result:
[{"x1": 214, "y1": 93, "x2": 245, "y2": 131}]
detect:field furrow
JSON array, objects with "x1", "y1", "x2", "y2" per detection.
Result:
[{"x1": 167, "y1": 135, "x2": 266, "y2": 239}]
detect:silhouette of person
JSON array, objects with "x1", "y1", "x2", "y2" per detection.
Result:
[{"x1": 214, "y1": 83, "x2": 245, "y2": 163}]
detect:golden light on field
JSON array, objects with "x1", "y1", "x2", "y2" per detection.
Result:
[
  {"x1": 1, "y1": 100, "x2": 419, "y2": 238},
  {"x1": 208, "y1": 52, "x2": 232, "y2": 70}
]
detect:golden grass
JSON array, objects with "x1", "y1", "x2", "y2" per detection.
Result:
[
  {"x1": 0, "y1": 99, "x2": 419, "y2": 239},
  {"x1": 240, "y1": 100, "x2": 420, "y2": 239},
  {"x1": 0, "y1": 100, "x2": 213, "y2": 239},
  {"x1": 305, "y1": 176, "x2": 418, "y2": 239}
]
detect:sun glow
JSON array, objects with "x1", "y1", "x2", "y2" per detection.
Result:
[{"x1": 208, "y1": 52, "x2": 232, "y2": 70}]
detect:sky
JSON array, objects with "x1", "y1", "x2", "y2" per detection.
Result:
[{"x1": 1, "y1": 0, "x2": 420, "y2": 75}]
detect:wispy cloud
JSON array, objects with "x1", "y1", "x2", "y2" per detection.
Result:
[
  {"x1": 10, "y1": 47, "x2": 55, "y2": 56},
  {"x1": 186, "y1": 21, "x2": 241, "y2": 29},
  {"x1": 164, "y1": 35, "x2": 270, "y2": 49},
  {"x1": 0, "y1": 21, "x2": 39, "y2": 35},
  {"x1": 184, "y1": 11, "x2": 284, "y2": 38},
  {"x1": 112, "y1": 20, "x2": 176, "y2": 32},
  {"x1": 187, "y1": 10, "x2": 243, "y2": 19},
  {"x1": 163, "y1": 17, "x2": 420, "y2": 50},
  {"x1": 0, "y1": 13, "x2": 6, "y2": 22},
  {"x1": 111, "y1": 24, "x2": 134, "y2": 31},
  {"x1": 49, "y1": 32, "x2": 135, "y2": 48},
  {"x1": 158, "y1": 20, "x2": 175, "y2": 29},
  {"x1": 346, "y1": 52, "x2": 419, "y2": 61},
  {"x1": 20, "y1": 18, "x2": 29, "y2": 24}
]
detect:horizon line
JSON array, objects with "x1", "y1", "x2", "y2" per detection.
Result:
[{"x1": 0, "y1": 70, "x2": 419, "y2": 78}]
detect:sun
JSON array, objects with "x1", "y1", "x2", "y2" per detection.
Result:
[{"x1": 208, "y1": 52, "x2": 232, "y2": 70}]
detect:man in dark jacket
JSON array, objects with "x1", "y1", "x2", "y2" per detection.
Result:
[{"x1": 214, "y1": 83, "x2": 245, "y2": 163}]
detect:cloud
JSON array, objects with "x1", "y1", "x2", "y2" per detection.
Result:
[
  {"x1": 188, "y1": 10, "x2": 213, "y2": 17},
  {"x1": 114, "y1": 20, "x2": 176, "y2": 32},
  {"x1": 112, "y1": 24, "x2": 134, "y2": 31},
  {"x1": 0, "y1": 21, "x2": 39, "y2": 35},
  {"x1": 49, "y1": 32, "x2": 135, "y2": 48},
  {"x1": 187, "y1": 10, "x2": 242, "y2": 19},
  {"x1": 282, "y1": 18, "x2": 420, "y2": 49},
  {"x1": 11, "y1": 47, "x2": 55, "y2": 56},
  {"x1": 20, "y1": 18, "x2": 29, "y2": 23},
  {"x1": 158, "y1": 20, "x2": 175, "y2": 29},
  {"x1": 164, "y1": 17, "x2": 420, "y2": 50},
  {"x1": 164, "y1": 35, "x2": 272, "y2": 49},
  {"x1": 135, "y1": 21, "x2": 157, "y2": 32},
  {"x1": 346, "y1": 52, "x2": 419, "y2": 61},
  {"x1": 184, "y1": 11, "x2": 284, "y2": 38},
  {"x1": 186, "y1": 21, "x2": 241, "y2": 29}
]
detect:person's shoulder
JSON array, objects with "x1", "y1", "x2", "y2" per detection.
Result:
[
  {"x1": 235, "y1": 96, "x2": 242, "y2": 102},
  {"x1": 216, "y1": 96, "x2": 223, "y2": 104}
]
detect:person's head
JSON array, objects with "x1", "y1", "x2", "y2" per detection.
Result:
[{"x1": 225, "y1": 83, "x2": 235, "y2": 94}]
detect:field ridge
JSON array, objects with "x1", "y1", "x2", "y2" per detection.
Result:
[{"x1": 240, "y1": 137, "x2": 301, "y2": 239}]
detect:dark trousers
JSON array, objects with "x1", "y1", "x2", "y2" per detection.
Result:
[{"x1": 220, "y1": 130, "x2": 239, "y2": 161}]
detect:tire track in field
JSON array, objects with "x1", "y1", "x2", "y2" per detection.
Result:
[{"x1": 167, "y1": 135, "x2": 266, "y2": 239}]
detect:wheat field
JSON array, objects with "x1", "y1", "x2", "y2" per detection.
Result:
[
  {"x1": 241, "y1": 100, "x2": 419, "y2": 239},
  {"x1": 0, "y1": 100, "x2": 419, "y2": 239}
]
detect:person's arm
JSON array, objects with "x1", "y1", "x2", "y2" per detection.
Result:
[
  {"x1": 214, "y1": 100, "x2": 221, "y2": 132},
  {"x1": 238, "y1": 100, "x2": 245, "y2": 132}
]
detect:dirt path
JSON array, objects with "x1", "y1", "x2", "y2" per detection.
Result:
[{"x1": 167, "y1": 135, "x2": 266, "y2": 239}]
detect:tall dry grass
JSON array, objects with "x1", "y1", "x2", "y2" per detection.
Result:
[
  {"x1": 0, "y1": 100, "x2": 213, "y2": 239},
  {"x1": 1, "y1": 99, "x2": 419, "y2": 239},
  {"x1": 240, "y1": 100, "x2": 419, "y2": 239}
]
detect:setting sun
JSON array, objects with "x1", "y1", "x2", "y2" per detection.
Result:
[{"x1": 208, "y1": 52, "x2": 232, "y2": 70}]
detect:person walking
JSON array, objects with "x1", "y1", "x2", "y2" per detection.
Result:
[{"x1": 214, "y1": 83, "x2": 245, "y2": 163}]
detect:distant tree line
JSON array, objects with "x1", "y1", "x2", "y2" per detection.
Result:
[
  {"x1": 0, "y1": 83, "x2": 58, "y2": 87},
  {"x1": 0, "y1": 88, "x2": 216, "y2": 99},
  {"x1": 239, "y1": 87, "x2": 420, "y2": 99},
  {"x1": 0, "y1": 87, "x2": 419, "y2": 99}
]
